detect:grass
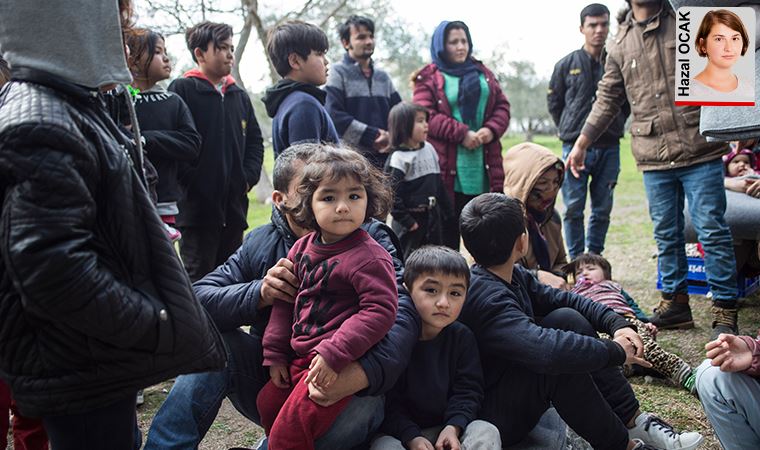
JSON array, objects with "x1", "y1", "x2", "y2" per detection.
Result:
[{"x1": 132, "y1": 135, "x2": 759, "y2": 449}]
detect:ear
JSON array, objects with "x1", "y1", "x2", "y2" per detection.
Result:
[
  {"x1": 341, "y1": 38, "x2": 351, "y2": 51},
  {"x1": 272, "y1": 190, "x2": 285, "y2": 207},
  {"x1": 193, "y1": 47, "x2": 205, "y2": 64},
  {"x1": 288, "y1": 52, "x2": 302, "y2": 72},
  {"x1": 514, "y1": 232, "x2": 529, "y2": 258}
]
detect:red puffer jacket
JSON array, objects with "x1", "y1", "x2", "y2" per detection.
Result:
[{"x1": 412, "y1": 61, "x2": 511, "y2": 200}]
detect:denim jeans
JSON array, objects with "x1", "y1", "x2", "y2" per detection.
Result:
[
  {"x1": 561, "y1": 143, "x2": 621, "y2": 259},
  {"x1": 145, "y1": 329, "x2": 384, "y2": 450},
  {"x1": 642, "y1": 159, "x2": 737, "y2": 303},
  {"x1": 696, "y1": 360, "x2": 760, "y2": 450}
]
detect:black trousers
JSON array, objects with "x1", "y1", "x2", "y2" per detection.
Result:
[
  {"x1": 481, "y1": 308, "x2": 639, "y2": 450},
  {"x1": 442, "y1": 192, "x2": 477, "y2": 251},
  {"x1": 43, "y1": 395, "x2": 138, "y2": 450},
  {"x1": 178, "y1": 225, "x2": 244, "y2": 282}
]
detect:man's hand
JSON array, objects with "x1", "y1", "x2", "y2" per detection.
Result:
[
  {"x1": 259, "y1": 258, "x2": 299, "y2": 309},
  {"x1": 304, "y1": 354, "x2": 337, "y2": 389},
  {"x1": 435, "y1": 425, "x2": 461, "y2": 450},
  {"x1": 308, "y1": 361, "x2": 369, "y2": 407},
  {"x1": 408, "y1": 436, "x2": 435, "y2": 450},
  {"x1": 613, "y1": 327, "x2": 651, "y2": 368},
  {"x1": 566, "y1": 134, "x2": 591, "y2": 179},
  {"x1": 374, "y1": 130, "x2": 391, "y2": 153},
  {"x1": 706, "y1": 334, "x2": 753, "y2": 372},
  {"x1": 744, "y1": 178, "x2": 760, "y2": 198},
  {"x1": 409, "y1": 222, "x2": 420, "y2": 232},
  {"x1": 461, "y1": 131, "x2": 482, "y2": 150},
  {"x1": 537, "y1": 270, "x2": 569, "y2": 290},
  {"x1": 269, "y1": 364, "x2": 290, "y2": 389},
  {"x1": 475, "y1": 127, "x2": 494, "y2": 145}
]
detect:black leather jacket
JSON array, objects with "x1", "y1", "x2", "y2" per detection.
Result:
[{"x1": 0, "y1": 68, "x2": 226, "y2": 417}]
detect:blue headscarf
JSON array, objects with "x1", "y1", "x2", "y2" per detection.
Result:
[{"x1": 430, "y1": 20, "x2": 482, "y2": 125}]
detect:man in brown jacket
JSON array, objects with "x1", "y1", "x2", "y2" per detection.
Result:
[{"x1": 567, "y1": 0, "x2": 738, "y2": 337}]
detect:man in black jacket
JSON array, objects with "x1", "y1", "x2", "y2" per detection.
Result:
[
  {"x1": 0, "y1": 1, "x2": 226, "y2": 448},
  {"x1": 547, "y1": 3, "x2": 629, "y2": 260},
  {"x1": 145, "y1": 145, "x2": 419, "y2": 449},
  {"x1": 169, "y1": 21, "x2": 264, "y2": 281}
]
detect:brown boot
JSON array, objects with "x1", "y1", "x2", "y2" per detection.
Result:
[
  {"x1": 650, "y1": 293, "x2": 694, "y2": 329},
  {"x1": 711, "y1": 304, "x2": 738, "y2": 340}
]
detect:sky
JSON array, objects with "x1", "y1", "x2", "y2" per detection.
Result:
[{"x1": 154, "y1": 0, "x2": 627, "y2": 92}]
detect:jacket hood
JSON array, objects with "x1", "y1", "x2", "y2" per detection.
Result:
[
  {"x1": 262, "y1": 78, "x2": 327, "y2": 118},
  {"x1": 503, "y1": 142, "x2": 565, "y2": 205},
  {"x1": 0, "y1": 0, "x2": 131, "y2": 89},
  {"x1": 183, "y1": 68, "x2": 236, "y2": 93}
]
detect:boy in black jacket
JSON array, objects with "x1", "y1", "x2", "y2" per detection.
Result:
[
  {"x1": 373, "y1": 246, "x2": 500, "y2": 450},
  {"x1": 458, "y1": 193, "x2": 703, "y2": 450},
  {"x1": 169, "y1": 21, "x2": 264, "y2": 281},
  {"x1": 262, "y1": 20, "x2": 339, "y2": 158}
]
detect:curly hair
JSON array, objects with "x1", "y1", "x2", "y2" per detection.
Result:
[{"x1": 287, "y1": 144, "x2": 392, "y2": 231}]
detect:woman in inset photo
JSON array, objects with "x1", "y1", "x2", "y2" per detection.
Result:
[{"x1": 692, "y1": 9, "x2": 753, "y2": 102}]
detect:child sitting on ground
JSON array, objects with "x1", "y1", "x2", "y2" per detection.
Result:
[
  {"x1": 564, "y1": 253, "x2": 696, "y2": 392},
  {"x1": 385, "y1": 102, "x2": 452, "y2": 257},
  {"x1": 371, "y1": 246, "x2": 500, "y2": 450},
  {"x1": 256, "y1": 145, "x2": 397, "y2": 450}
]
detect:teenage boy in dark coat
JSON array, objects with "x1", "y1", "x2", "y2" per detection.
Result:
[
  {"x1": 262, "y1": 20, "x2": 340, "y2": 158},
  {"x1": 169, "y1": 21, "x2": 264, "y2": 281},
  {"x1": 458, "y1": 193, "x2": 704, "y2": 450},
  {"x1": 145, "y1": 145, "x2": 419, "y2": 450}
]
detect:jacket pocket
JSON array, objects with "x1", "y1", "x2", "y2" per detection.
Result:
[
  {"x1": 629, "y1": 119, "x2": 659, "y2": 165},
  {"x1": 682, "y1": 108, "x2": 701, "y2": 126},
  {"x1": 630, "y1": 120, "x2": 653, "y2": 137}
]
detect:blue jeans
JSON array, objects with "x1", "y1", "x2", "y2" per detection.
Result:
[
  {"x1": 696, "y1": 360, "x2": 760, "y2": 450},
  {"x1": 561, "y1": 144, "x2": 620, "y2": 259},
  {"x1": 144, "y1": 330, "x2": 384, "y2": 450},
  {"x1": 642, "y1": 159, "x2": 737, "y2": 303}
]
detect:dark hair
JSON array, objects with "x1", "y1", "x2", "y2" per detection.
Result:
[
  {"x1": 695, "y1": 9, "x2": 749, "y2": 57},
  {"x1": 338, "y1": 15, "x2": 375, "y2": 44},
  {"x1": 126, "y1": 28, "x2": 165, "y2": 77},
  {"x1": 580, "y1": 3, "x2": 610, "y2": 26},
  {"x1": 0, "y1": 55, "x2": 10, "y2": 85},
  {"x1": 288, "y1": 144, "x2": 392, "y2": 230},
  {"x1": 267, "y1": 20, "x2": 329, "y2": 78},
  {"x1": 562, "y1": 253, "x2": 613, "y2": 282},
  {"x1": 460, "y1": 193, "x2": 526, "y2": 267},
  {"x1": 404, "y1": 246, "x2": 470, "y2": 290},
  {"x1": 272, "y1": 144, "x2": 315, "y2": 192},
  {"x1": 388, "y1": 102, "x2": 429, "y2": 148},
  {"x1": 186, "y1": 21, "x2": 233, "y2": 63}
]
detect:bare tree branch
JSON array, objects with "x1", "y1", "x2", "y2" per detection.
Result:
[{"x1": 318, "y1": 0, "x2": 348, "y2": 28}]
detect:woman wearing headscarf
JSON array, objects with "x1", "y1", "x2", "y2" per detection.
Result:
[{"x1": 412, "y1": 20, "x2": 510, "y2": 250}]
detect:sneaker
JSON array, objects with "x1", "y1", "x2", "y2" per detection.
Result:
[
  {"x1": 650, "y1": 295, "x2": 694, "y2": 330},
  {"x1": 628, "y1": 413, "x2": 703, "y2": 450},
  {"x1": 136, "y1": 389, "x2": 144, "y2": 406},
  {"x1": 631, "y1": 439, "x2": 660, "y2": 450},
  {"x1": 710, "y1": 305, "x2": 738, "y2": 340}
]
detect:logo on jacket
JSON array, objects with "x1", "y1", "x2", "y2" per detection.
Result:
[{"x1": 241, "y1": 119, "x2": 247, "y2": 136}]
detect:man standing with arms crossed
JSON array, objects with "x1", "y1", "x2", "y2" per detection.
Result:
[
  {"x1": 548, "y1": 3, "x2": 630, "y2": 260},
  {"x1": 568, "y1": 0, "x2": 737, "y2": 336}
]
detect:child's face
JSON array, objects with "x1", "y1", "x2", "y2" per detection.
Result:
[
  {"x1": 146, "y1": 39, "x2": 172, "y2": 83},
  {"x1": 311, "y1": 175, "x2": 367, "y2": 243},
  {"x1": 293, "y1": 50, "x2": 328, "y2": 86},
  {"x1": 527, "y1": 168, "x2": 561, "y2": 212},
  {"x1": 409, "y1": 272, "x2": 467, "y2": 340},
  {"x1": 727, "y1": 154, "x2": 755, "y2": 177},
  {"x1": 407, "y1": 111, "x2": 428, "y2": 148},
  {"x1": 197, "y1": 37, "x2": 234, "y2": 79},
  {"x1": 575, "y1": 262, "x2": 606, "y2": 284}
]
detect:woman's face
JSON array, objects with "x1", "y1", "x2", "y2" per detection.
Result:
[
  {"x1": 701, "y1": 22, "x2": 744, "y2": 70},
  {"x1": 445, "y1": 28, "x2": 469, "y2": 65},
  {"x1": 527, "y1": 168, "x2": 561, "y2": 212}
]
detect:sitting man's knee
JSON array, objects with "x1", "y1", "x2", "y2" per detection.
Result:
[
  {"x1": 696, "y1": 359, "x2": 736, "y2": 399},
  {"x1": 466, "y1": 419, "x2": 501, "y2": 442},
  {"x1": 541, "y1": 307, "x2": 596, "y2": 336}
]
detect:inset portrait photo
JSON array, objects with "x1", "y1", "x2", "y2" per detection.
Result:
[{"x1": 675, "y1": 7, "x2": 756, "y2": 106}]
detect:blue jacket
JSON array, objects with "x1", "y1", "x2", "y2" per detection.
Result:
[
  {"x1": 459, "y1": 264, "x2": 631, "y2": 389},
  {"x1": 194, "y1": 207, "x2": 418, "y2": 395}
]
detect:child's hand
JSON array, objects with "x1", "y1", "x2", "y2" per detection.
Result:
[
  {"x1": 408, "y1": 436, "x2": 435, "y2": 450},
  {"x1": 304, "y1": 354, "x2": 337, "y2": 388},
  {"x1": 643, "y1": 322, "x2": 658, "y2": 338},
  {"x1": 435, "y1": 425, "x2": 461, "y2": 450},
  {"x1": 268, "y1": 364, "x2": 290, "y2": 389},
  {"x1": 706, "y1": 334, "x2": 753, "y2": 372}
]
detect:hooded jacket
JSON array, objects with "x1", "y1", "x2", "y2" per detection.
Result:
[
  {"x1": 262, "y1": 79, "x2": 339, "y2": 158},
  {"x1": 412, "y1": 61, "x2": 510, "y2": 200},
  {"x1": 0, "y1": 0, "x2": 225, "y2": 416},
  {"x1": 168, "y1": 69, "x2": 263, "y2": 229},
  {"x1": 503, "y1": 143, "x2": 568, "y2": 275}
]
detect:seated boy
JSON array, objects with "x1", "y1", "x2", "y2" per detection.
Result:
[
  {"x1": 564, "y1": 253, "x2": 695, "y2": 392},
  {"x1": 458, "y1": 193, "x2": 704, "y2": 450},
  {"x1": 371, "y1": 246, "x2": 500, "y2": 450},
  {"x1": 263, "y1": 20, "x2": 340, "y2": 158}
]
